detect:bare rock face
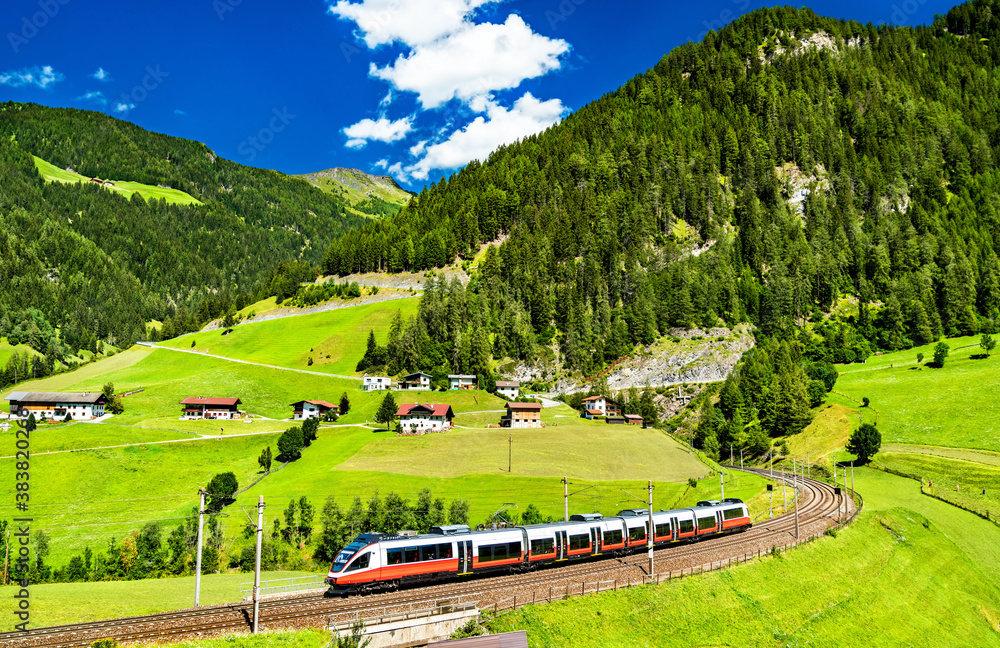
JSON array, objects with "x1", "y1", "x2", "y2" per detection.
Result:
[{"x1": 502, "y1": 325, "x2": 755, "y2": 396}]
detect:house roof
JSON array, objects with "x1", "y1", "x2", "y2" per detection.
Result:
[
  {"x1": 505, "y1": 402, "x2": 542, "y2": 411},
  {"x1": 5, "y1": 391, "x2": 108, "y2": 404},
  {"x1": 397, "y1": 403, "x2": 454, "y2": 418},
  {"x1": 582, "y1": 395, "x2": 605, "y2": 402},
  {"x1": 429, "y1": 630, "x2": 528, "y2": 647},
  {"x1": 586, "y1": 409, "x2": 603, "y2": 415},
  {"x1": 624, "y1": 414, "x2": 643, "y2": 420},
  {"x1": 290, "y1": 400, "x2": 338, "y2": 410},
  {"x1": 448, "y1": 374, "x2": 477, "y2": 380},
  {"x1": 495, "y1": 380, "x2": 520, "y2": 388},
  {"x1": 180, "y1": 397, "x2": 242, "y2": 406},
  {"x1": 403, "y1": 371, "x2": 432, "y2": 379}
]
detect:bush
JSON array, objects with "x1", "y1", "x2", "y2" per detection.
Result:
[
  {"x1": 861, "y1": 396, "x2": 870, "y2": 408},
  {"x1": 277, "y1": 426, "x2": 305, "y2": 461},
  {"x1": 687, "y1": 477, "x2": 697, "y2": 488},
  {"x1": 205, "y1": 472, "x2": 239, "y2": 512}
]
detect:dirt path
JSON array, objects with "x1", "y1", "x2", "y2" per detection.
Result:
[{"x1": 138, "y1": 342, "x2": 362, "y2": 381}]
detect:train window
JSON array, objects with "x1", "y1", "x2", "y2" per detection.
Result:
[
  {"x1": 678, "y1": 519, "x2": 694, "y2": 533},
  {"x1": 723, "y1": 508, "x2": 744, "y2": 520},
  {"x1": 655, "y1": 523, "x2": 670, "y2": 536},
  {"x1": 697, "y1": 517, "x2": 716, "y2": 531},
  {"x1": 530, "y1": 538, "x2": 554, "y2": 555},
  {"x1": 603, "y1": 530, "x2": 622, "y2": 545},
  {"x1": 438, "y1": 543, "x2": 454, "y2": 559},
  {"x1": 404, "y1": 547, "x2": 419, "y2": 563},
  {"x1": 345, "y1": 552, "x2": 370, "y2": 572},
  {"x1": 386, "y1": 549, "x2": 403, "y2": 565},
  {"x1": 479, "y1": 543, "x2": 508, "y2": 563},
  {"x1": 421, "y1": 545, "x2": 437, "y2": 561},
  {"x1": 509, "y1": 541, "x2": 521, "y2": 557},
  {"x1": 568, "y1": 534, "x2": 589, "y2": 550},
  {"x1": 629, "y1": 526, "x2": 646, "y2": 542}
]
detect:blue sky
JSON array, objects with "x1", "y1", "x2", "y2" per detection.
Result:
[{"x1": 0, "y1": 0, "x2": 957, "y2": 190}]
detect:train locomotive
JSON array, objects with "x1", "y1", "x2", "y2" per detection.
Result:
[{"x1": 325, "y1": 498, "x2": 751, "y2": 594}]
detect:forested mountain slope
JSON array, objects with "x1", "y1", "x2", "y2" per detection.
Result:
[
  {"x1": 323, "y1": 2, "x2": 1000, "y2": 377},
  {"x1": 0, "y1": 103, "x2": 366, "y2": 371}
]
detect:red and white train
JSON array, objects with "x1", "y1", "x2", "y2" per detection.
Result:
[{"x1": 325, "y1": 498, "x2": 751, "y2": 594}]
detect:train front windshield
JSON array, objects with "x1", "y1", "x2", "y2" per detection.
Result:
[{"x1": 332, "y1": 541, "x2": 367, "y2": 572}]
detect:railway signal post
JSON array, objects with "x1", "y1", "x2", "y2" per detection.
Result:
[
  {"x1": 253, "y1": 495, "x2": 264, "y2": 634},
  {"x1": 194, "y1": 488, "x2": 206, "y2": 607},
  {"x1": 793, "y1": 456, "x2": 800, "y2": 539}
]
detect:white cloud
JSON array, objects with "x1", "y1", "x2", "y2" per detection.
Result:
[
  {"x1": 0, "y1": 65, "x2": 64, "y2": 90},
  {"x1": 114, "y1": 102, "x2": 136, "y2": 113},
  {"x1": 90, "y1": 67, "x2": 112, "y2": 82},
  {"x1": 76, "y1": 91, "x2": 107, "y2": 106},
  {"x1": 343, "y1": 115, "x2": 413, "y2": 148},
  {"x1": 373, "y1": 158, "x2": 388, "y2": 169},
  {"x1": 405, "y1": 92, "x2": 564, "y2": 180},
  {"x1": 329, "y1": 0, "x2": 497, "y2": 48},
  {"x1": 409, "y1": 139, "x2": 427, "y2": 156},
  {"x1": 378, "y1": 89, "x2": 393, "y2": 107},
  {"x1": 371, "y1": 14, "x2": 568, "y2": 109},
  {"x1": 174, "y1": 109, "x2": 187, "y2": 116}
]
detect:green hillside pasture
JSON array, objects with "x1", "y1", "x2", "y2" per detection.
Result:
[
  {"x1": 9, "y1": 347, "x2": 371, "y2": 428},
  {"x1": 0, "y1": 571, "x2": 317, "y2": 628},
  {"x1": 874, "y1": 451, "x2": 1000, "y2": 523},
  {"x1": 33, "y1": 155, "x2": 202, "y2": 205},
  {"x1": 834, "y1": 335, "x2": 1000, "y2": 452},
  {"x1": 490, "y1": 469, "x2": 1000, "y2": 647},
  {"x1": 0, "y1": 337, "x2": 42, "y2": 366},
  {"x1": 785, "y1": 396, "x2": 877, "y2": 463},
  {"x1": 340, "y1": 418, "x2": 708, "y2": 482},
  {"x1": 0, "y1": 434, "x2": 277, "y2": 566},
  {"x1": 1, "y1": 422, "x2": 193, "y2": 454},
  {"x1": 162, "y1": 298, "x2": 420, "y2": 376}
]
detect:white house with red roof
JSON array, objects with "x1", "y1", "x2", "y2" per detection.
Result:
[
  {"x1": 581, "y1": 394, "x2": 620, "y2": 419},
  {"x1": 180, "y1": 397, "x2": 242, "y2": 420},
  {"x1": 290, "y1": 400, "x2": 338, "y2": 421},
  {"x1": 396, "y1": 403, "x2": 455, "y2": 432},
  {"x1": 495, "y1": 380, "x2": 520, "y2": 400}
]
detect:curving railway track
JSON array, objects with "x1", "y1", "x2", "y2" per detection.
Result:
[{"x1": 0, "y1": 468, "x2": 858, "y2": 647}]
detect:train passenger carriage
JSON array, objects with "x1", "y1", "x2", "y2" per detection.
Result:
[{"x1": 325, "y1": 498, "x2": 752, "y2": 595}]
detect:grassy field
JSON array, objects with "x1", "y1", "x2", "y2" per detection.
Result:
[
  {"x1": 488, "y1": 468, "x2": 1000, "y2": 647},
  {"x1": 834, "y1": 335, "x2": 1000, "y2": 452},
  {"x1": 33, "y1": 155, "x2": 202, "y2": 205},
  {"x1": 0, "y1": 571, "x2": 317, "y2": 627},
  {"x1": 162, "y1": 298, "x2": 420, "y2": 376},
  {"x1": 873, "y1": 451, "x2": 1000, "y2": 522}
]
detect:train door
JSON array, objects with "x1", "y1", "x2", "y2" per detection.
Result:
[
  {"x1": 671, "y1": 518, "x2": 678, "y2": 541},
  {"x1": 556, "y1": 530, "x2": 567, "y2": 560},
  {"x1": 591, "y1": 526, "x2": 601, "y2": 555},
  {"x1": 716, "y1": 510, "x2": 724, "y2": 533},
  {"x1": 458, "y1": 540, "x2": 472, "y2": 574}
]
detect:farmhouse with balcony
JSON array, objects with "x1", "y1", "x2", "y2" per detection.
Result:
[
  {"x1": 396, "y1": 403, "x2": 454, "y2": 432},
  {"x1": 290, "y1": 400, "x2": 338, "y2": 421},
  {"x1": 4, "y1": 391, "x2": 108, "y2": 420},
  {"x1": 448, "y1": 374, "x2": 476, "y2": 390},
  {"x1": 180, "y1": 397, "x2": 242, "y2": 420},
  {"x1": 398, "y1": 372, "x2": 432, "y2": 391}
]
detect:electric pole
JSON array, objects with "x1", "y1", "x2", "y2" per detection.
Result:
[
  {"x1": 508, "y1": 434, "x2": 512, "y2": 473},
  {"x1": 563, "y1": 477, "x2": 569, "y2": 522},
  {"x1": 720, "y1": 471, "x2": 725, "y2": 501},
  {"x1": 253, "y1": 495, "x2": 264, "y2": 634},
  {"x1": 781, "y1": 465, "x2": 786, "y2": 512},
  {"x1": 194, "y1": 488, "x2": 206, "y2": 607},
  {"x1": 770, "y1": 452, "x2": 773, "y2": 478},
  {"x1": 806, "y1": 452, "x2": 810, "y2": 479},
  {"x1": 793, "y1": 455, "x2": 799, "y2": 539},
  {"x1": 730, "y1": 445, "x2": 733, "y2": 466},
  {"x1": 647, "y1": 480, "x2": 654, "y2": 576}
]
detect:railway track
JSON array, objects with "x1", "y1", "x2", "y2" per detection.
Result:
[{"x1": 1, "y1": 469, "x2": 857, "y2": 647}]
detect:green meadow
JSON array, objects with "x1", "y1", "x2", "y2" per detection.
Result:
[
  {"x1": 33, "y1": 155, "x2": 202, "y2": 205},
  {"x1": 161, "y1": 297, "x2": 420, "y2": 376},
  {"x1": 489, "y1": 468, "x2": 1000, "y2": 647},
  {"x1": 834, "y1": 335, "x2": 1000, "y2": 452}
]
